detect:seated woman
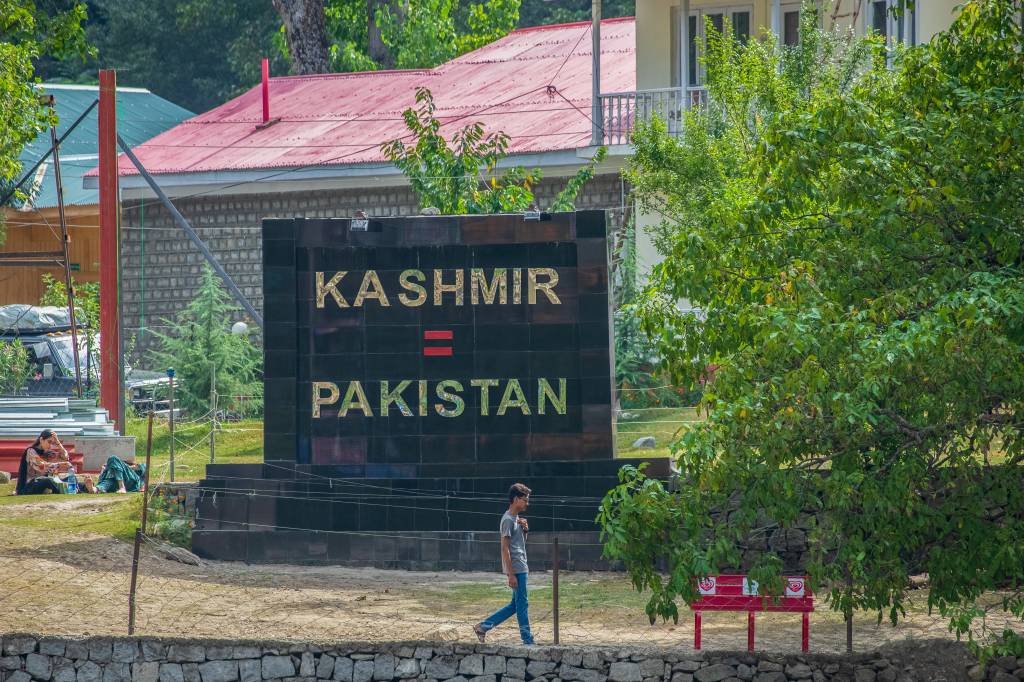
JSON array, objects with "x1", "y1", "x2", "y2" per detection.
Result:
[
  {"x1": 15, "y1": 429, "x2": 69, "y2": 495},
  {"x1": 89, "y1": 456, "x2": 146, "y2": 494}
]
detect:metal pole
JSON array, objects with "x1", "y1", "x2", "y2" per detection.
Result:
[
  {"x1": 591, "y1": 0, "x2": 602, "y2": 145},
  {"x1": 115, "y1": 135, "x2": 264, "y2": 328},
  {"x1": 552, "y1": 536, "x2": 560, "y2": 645},
  {"x1": 45, "y1": 96, "x2": 83, "y2": 397},
  {"x1": 168, "y1": 370, "x2": 176, "y2": 482},
  {"x1": 0, "y1": 99, "x2": 97, "y2": 208},
  {"x1": 209, "y1": 362, "x2": 216, "y2": 464},
  {"x1": 98, "y1": 70, "x2": 123, "y2": 431},
  {"x1": 128, "y1": 411, "x2": 154, "y2": 635}
]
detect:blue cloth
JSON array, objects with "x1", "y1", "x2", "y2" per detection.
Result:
[{"x1": 479, "y1": 572, "x2": 534, "y2": 644}]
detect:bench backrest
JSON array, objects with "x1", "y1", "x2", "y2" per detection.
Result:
[{"x1": 692, "y1": 574, "x2": 813, "y2": 612}]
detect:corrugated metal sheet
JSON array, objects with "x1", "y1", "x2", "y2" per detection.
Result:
[
  {"x1": 17, "y1": 85, "x2": 192, "y2": 208},
  {"x1": 0, "y1": 397, "x2": 115, "y2": 437},
  {"x1": 104, "y1": 18, "x2": 635, "y2": 178}
]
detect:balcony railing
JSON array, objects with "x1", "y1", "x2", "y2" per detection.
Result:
[{"x1": 598, "y1": 87, "x2": 708, "y2": 145}]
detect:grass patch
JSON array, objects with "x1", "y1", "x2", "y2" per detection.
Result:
[
  {"x1": 124, "y1": 416, "x2": 263, "y2": 482},
  {"x1": 615, "y1": 407, "x2": 700, "y2": 459},
  {"x1": 423, "y1": 576, "x2": 651, "y2": 616},
  {"x1": 0, "y1": 492, "x2": 141, "y2": 542}
]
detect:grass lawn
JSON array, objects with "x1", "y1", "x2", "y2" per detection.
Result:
[
  {"x1": 0, "y1": 480, "x2": 141, "y2": 541},
  {"x1": 614, "y1": 407, "x2": 699, "y2": 459},
  {"x1": 120, "y1": 408, "x2": 692, "y2": 477},
  {"x1": 124, "y1": 416, "x2": 263, "y2": 482}
]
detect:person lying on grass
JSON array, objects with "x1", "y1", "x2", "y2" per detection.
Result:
[{"x1": 82, "y1": 456, "x2": 146, "y2": 494}]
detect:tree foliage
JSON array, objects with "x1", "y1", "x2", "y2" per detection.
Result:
[
  {"x1": 0, "y1": 0, "x2": 91, "y2": 211},
  {"x1": 600, "y1": 0, "x2": 1024, "y2": 654},
  {"x1": 36, "y1": 0, "x2": 286, "y2": 113},
  {"x1": 382, "y1": 87, "x2": 606, "y2": 214},
  {"x1": 149, "y1": 266, "x2": 262, "y2": 417},
  {"x1": 517, "y1": 0, "x2": 633, "y2": 27},
  {"x1": 0, "y1": 340, "x2": 31, "y2": 395},
  {"x1": 278, "y1": 0, "x2": 520, "y2": 74}
]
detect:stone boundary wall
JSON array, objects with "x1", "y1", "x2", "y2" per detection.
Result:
[{"x1": 0, "y1": 634, "x2": 1001, "y2": 682}]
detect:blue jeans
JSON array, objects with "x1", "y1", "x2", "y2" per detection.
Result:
[{"x1": 479, "y1": 572, "x2": 534, "y2": 644}]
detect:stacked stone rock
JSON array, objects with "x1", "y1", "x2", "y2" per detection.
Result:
[{"x1": 2, "y1": 636, "x2": 1015, "y2": 682}]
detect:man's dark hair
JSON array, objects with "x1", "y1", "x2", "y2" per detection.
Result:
[{"x1": 508, "y1": 483, "x2": 531, "y2": 504}]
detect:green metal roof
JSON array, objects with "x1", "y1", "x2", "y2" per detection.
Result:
[{"x1": 15, "y1": 84, "x2": 192, "y2": 210}]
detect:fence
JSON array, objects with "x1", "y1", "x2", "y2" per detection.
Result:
[{"x1": 0, "y1": 413, "x2": 1001, "y2": 654}]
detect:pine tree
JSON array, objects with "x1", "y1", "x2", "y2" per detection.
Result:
[{"x1": 149, "y1": 265, "x2": 262, "y2": 417}]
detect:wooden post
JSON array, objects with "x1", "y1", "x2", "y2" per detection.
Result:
[
  {"x1": 209, "y1": 362, "x2": 216, "y2": 464},
  {"x1": 802, "y1": 612, "x2": 809, "y2": 652},
  {"x1": 694, "y1": 611, "x2": 702, "y2": 649},
  {"x1": 98, "y1": 70, "x2": 123, "y2": 430},
  {"x1": 128, "y1": 411, "x2": 155, "y2": 634},
  {"x1": 747, "y1": 611, "x2": 755, "y2": 652},
  {"x1": 168, "y1": 369, "x2": 176, "y2": 482},
  {"x1": 552, "y1": 537, "x2": 560, "y2": 645},
  {"x1": 46, "y1": 99, "x2": 83, "y2": 397}
]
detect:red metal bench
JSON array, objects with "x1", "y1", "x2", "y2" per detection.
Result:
[
  {"x1": 0, "y1": 440, "x2": 84, "y2": 477},
  {"x1": 691, "y1": 574, "x2": 813, "y2": 652}
]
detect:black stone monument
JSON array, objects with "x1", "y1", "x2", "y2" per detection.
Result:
[{"x1": 192, "y1": 211, "x2": 669, "y2": 568}]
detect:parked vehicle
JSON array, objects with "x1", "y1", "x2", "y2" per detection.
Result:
[{"x1": 0, "y1": 304, "x2": 171, "y2": 401}]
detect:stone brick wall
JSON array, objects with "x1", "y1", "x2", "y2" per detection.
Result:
[
  {"x1": 0, "y1": 634, "x2": 992, "y2": 682},
  {"x1": 121, "y1": 175, "x2": 627, "y2": 362}
]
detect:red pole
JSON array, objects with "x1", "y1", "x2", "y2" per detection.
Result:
[
  {"x1": 802, "y1": 612, "x2": 809, "y2": 652},
  {"x1": 747, "y1": 611, "x2": 755, "y2": 652},
  {"x1": 98, "y1": 70, "x2": 122, "y2": 431},
  {"x1": 261, "y1": 58, "x2": 270, "y2": 123},
  {"x1": 694, "y1": 611, "x2": 701, "y2": 650}
]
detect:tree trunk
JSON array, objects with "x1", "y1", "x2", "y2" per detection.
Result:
[
  {"x1": 367, "y1": 0, "x2": 394, "y2": 68},
  {"x1": 272, "y1": 0, "x2": 331, "y2": 74}
]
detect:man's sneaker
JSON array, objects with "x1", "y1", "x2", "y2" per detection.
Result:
[{"x1": 473, "y1": 624, "x2": 486, "y2": 643}]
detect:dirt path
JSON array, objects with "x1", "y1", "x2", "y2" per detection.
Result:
[{"x1": 0, "y1": 495, "x2": 1018, "y2": 653}]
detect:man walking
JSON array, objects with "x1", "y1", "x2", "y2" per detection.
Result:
[{"x1": 474, "y1": 483, "x2": 534, "y2": 644}]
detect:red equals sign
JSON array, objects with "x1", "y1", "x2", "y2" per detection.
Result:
[{"x1": 423, "y1": 330, "x2": 453, "y2": 357}]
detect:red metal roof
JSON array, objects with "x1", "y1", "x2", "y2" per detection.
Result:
[{"x1": 106, "y1": 18, "x2": 635, "y2": 178}]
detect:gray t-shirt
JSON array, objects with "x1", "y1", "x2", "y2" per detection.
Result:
[{"x1": 500, "y1": 511, "x2": 528, "y2": 574}]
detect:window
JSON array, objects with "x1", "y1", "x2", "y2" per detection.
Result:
[
  {"x1": 782, "y1": 3, "x2": 801, "y2": 46},
  {"x1": 869, "y1": 0, "x2": 916, "y2": 46},
  {"x1": 679, "y1": 6, "x2": 753, "y2": 87},
  {"x1": 871, "y1": 0, "x2": 889, "y2": 38}
]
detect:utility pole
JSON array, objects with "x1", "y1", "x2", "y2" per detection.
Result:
[
  {"x1": 591, "y1": 0, "x2": 602, "y2": 145},
  {"x1": 98, "y1": 69, "x2": 124, "y2": 430},
  {"x1": 45, "y1": 94, "x2": 83, "y2": 397}
]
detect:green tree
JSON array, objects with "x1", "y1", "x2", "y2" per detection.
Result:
[
  {"x1": 279, "y1": 0, "x2": 521, "y2": 74},
  {"x1": 40, "y1": 274, "x2": 99, "y2": 330},
  {"x1": 0, "y1": 0, "x2": 91, "y2": 217},
  {"x1": 377, "y1": 0, "x2": 519, "y2": 68},
  {"x1": 149, "y1": 266, "x2": 262, "y2": 417},
  {"x1": 600, "y1": 0, "x2": 1024, "y2": 655},
  {"x1": 383, "y1": 87, "x2": 607, "y2": 214},
  {"x1": 38, "y1": 0, "x2": 286, "y2": 113},
  {"x1": 517, "y1": 0, "x2": 633, "y2": 28},
  {"x1": 0, "y1": 340, "x2": 31, "y2": 396}
]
